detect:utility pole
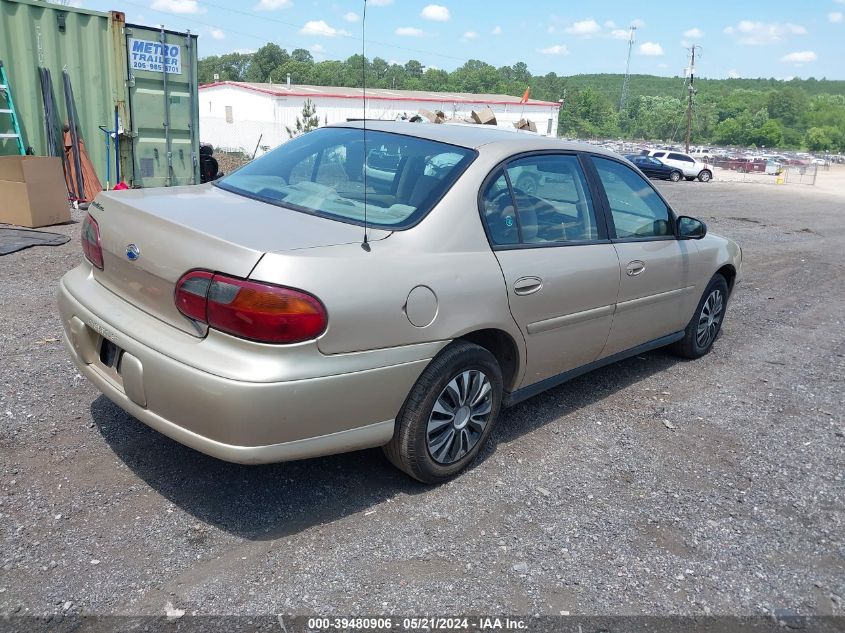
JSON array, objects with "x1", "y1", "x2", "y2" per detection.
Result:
[
  {"x1": 619, "y1": 25, "x2": 637, "y2": 111},
  {"x1": 685, "y1": 45, "x2": 700, "y2": 154}
]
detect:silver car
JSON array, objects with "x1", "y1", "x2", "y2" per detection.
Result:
[{"x1": 58, "y1": 122, "x2": 741, "y2": 483}]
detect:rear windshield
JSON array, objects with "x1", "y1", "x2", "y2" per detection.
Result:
[{"x1": 216, "y1": 127, "x2": 476, "y2": 229}]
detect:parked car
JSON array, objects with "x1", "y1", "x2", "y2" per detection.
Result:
[
  {"x1": 647, "y1": 150, "x2": 714, "y2": 182},
  {"x1": 625, "y1": 154, "x2": 683, "y2": 182},
  {"x1": 59, "y1": 123, "x2": 741, "y2": 483}
]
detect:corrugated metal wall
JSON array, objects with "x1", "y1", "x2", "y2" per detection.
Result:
[
  {"x1": 0, "y1": 0, "x2": 119, "y2": 184},
  {"x1": 0, "y1": 0, "x2": 199, "y2": 187}
]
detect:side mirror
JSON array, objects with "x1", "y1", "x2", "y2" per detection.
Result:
[{"x1": 677, "y1": 215, "x2": 707, "y2": 240}]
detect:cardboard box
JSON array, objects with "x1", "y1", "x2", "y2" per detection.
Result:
[
  {"x1": 514, "y1": 118, "x2": 538, "y2": 132},
  {"x1": 0, "y1": 156, "x2": 70, "y2": 228},
  {"x1": 471, "y1": 107, "x2": 498, "y2": 126}
]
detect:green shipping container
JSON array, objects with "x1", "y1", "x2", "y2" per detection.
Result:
[{"x1": 0, "y1": 0, "x2": 199, "y2": 188}]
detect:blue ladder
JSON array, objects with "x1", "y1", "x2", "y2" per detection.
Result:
[{"x1": 0, "y1": 60, "x2": 25, "y2": 155}]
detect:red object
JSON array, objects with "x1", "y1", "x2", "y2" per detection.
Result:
[
  {"x1": 113, "y1": 182, "x2": 129, "y2": 190},
  {"x1": 81, "y1": 214, "x2": 104, "y2": 269},
  {"x1": 520, "y1": 88, "x2": 530, "y2": 104},
  {"x1": 175, "y1": 271, "x2": 328, "y2": 344}
]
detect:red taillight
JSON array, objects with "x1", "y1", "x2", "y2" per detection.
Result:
[
  {"x1": 174, "y1": 271, "x2": 327, "y2": 344},
  {"x1": 81, "y1": 214, "x2": 104, "y2": 269}
]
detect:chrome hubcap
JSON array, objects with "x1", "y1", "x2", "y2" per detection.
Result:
[
  {"x1": 696, "y1": 289, "x2": 723, "y2": 348},
  {"x1": 427, "y1": 370, "x2": 493, "y2": 465}
]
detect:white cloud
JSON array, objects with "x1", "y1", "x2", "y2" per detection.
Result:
[
  {"x1": 368, "y1": 0, "x2": 392, "y2": 5},
  {"x1": 566, "y1": 18, "x2": 601, "y2": 36},
  {"x1": 609, "y1": 28, "x2": 630, "y2": 39},
  {"x1": 420, "y1": 4, "x2": 450, "y2": 21},
  {"x1": 604, "y1": 20, "x2": 617, "y2": 28},
  {"x1": 638, "y1": 41, "x2": 664, "y2": 56},
  {"x1": 462, "y1": 31, "x2": 478, "y2": 40},
  {"x1": 254, "y1": 0, "x2": 290, "y2": 9},
  {"x1": 683, "y1": 27, "x2": 703, "y2": 38},
  {"x1": 723, "y1": 21, "x2": 806, "y2": 45},
  {"x1": 727, "y1": 69, "x2": 740, "y2": 78},
  {"x1": 780, "y1": 50, "x2": 817, "y2": 63},
  {"x1": 395, "y1": 26, "x2": 425, "y2": 37},
  {"x1": 631, "y1": 18, "x2": 645, "y2": 28},
  {"x1": 492, "y1": 25, "x2": 502, "y2": 35},
  {"x1": 150, "y1": 0, "x2": 205, "y2": 14},
  {"x1": 310, "y1": 43, "x2": 326, "y2": 59},
  {"x1": 829, "y1": 12, "x2": 843, "y2": 23},
  {"x1": 539, "y1": 44, "x2": 569, "y2": 55},
  {"x1": 210, "y1": 28, "x2": 225, "y2": 39},
  {"x1": 343, "y1": 11, "x2": 359, "y2": 22},
  {"x1": 300, "y1": 20, "x2": 350, "y2": 37}
]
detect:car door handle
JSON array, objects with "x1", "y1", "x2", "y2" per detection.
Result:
[
  {"x1": 626, "y1": 260, "x2": 646, "y2": 276},
  {"x1": 513, "y1": 276, "x2": 543, "y2": 296}
]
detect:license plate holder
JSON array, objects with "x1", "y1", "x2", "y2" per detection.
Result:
[{"x1": 99, "y1": 337, "x2": 122, "y2": 369}]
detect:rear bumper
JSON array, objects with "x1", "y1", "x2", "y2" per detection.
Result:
[{"x1": 58, "y1": 265, "x2": 442, "y2": 464}]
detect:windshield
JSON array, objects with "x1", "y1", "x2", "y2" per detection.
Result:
[{"x1": 216, "y1": 127, "x2": 476, "y2": 229}]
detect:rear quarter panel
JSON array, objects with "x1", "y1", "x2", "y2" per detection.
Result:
[{"x1": 248, "y1": 155, "x2": 527, "y2": 381}]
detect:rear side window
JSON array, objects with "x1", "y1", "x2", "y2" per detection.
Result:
[
  {"x1": 667, "y1": 153, "x2": 694, "y2": 163},
  {"x1": 217, "y1": 127, "x2": 475, "y2": 228},
  {"x1": 480, "y1": 154, "x2": 599, "y2": 246},
  {"x1": 592, "y1": 157, "x2": 672, "y2": 239}
]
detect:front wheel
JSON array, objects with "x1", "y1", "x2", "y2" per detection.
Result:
[
  {"x1": 669, "y1": 170, "x2": 682, "y2": 182},
  {"x1": 698, "y1": 169, "x2": 713, "y2": 182},
  {"x1": 383, "y1": 341, "x2": 503, "y2": 483},
  {"x1": 670, "y1": 275, "x2": 729, "y2": 359}
]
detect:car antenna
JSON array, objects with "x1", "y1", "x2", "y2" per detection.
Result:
[{"x1": 360, "y1": 0, "x2": 371, "y2": 252}]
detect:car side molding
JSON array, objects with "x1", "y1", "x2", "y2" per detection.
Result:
[{"x1": 503, "y1": 330, "x2": 685, "y2": 407}]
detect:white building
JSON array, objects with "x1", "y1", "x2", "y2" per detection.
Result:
[{"x1": 199, "y1": 81, "x2": 561, "y2": 155}]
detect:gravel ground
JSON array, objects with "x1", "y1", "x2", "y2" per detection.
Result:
[{"x1": 0, "y1": 179, "x2": 843, "y2": 618}]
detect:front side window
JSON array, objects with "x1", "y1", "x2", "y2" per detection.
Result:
[
  {"x1": 592, "y1": 157, "x2": 672, "y2": 239},
  {"x1": 505, "y1": 155, "x2": 599, "y2": 244},
  {"x1": 217, "y1": 127, "x2": 475, "y2": 228}
]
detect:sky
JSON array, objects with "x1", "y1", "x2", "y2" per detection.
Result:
[{"x1": 73, "y1": 0, "x2": 845, "y2": 80}]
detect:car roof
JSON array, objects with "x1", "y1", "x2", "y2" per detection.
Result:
[{"x1": 330, "y1": 120, "x2": 621, "y2": 159}]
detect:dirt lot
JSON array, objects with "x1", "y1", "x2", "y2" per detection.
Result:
[{"x1": 1, "y1": 178, "x2": 843, "y2": 618}]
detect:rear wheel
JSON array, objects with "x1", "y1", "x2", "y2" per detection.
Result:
[
  {"x1": 383, "y1": 341, "x2": 503, "y2": 483},
  {"x1": 698, "y1": 169, "x2": 713, "y2": 182},
  {"x1": 670, "y1": 275, "x2": 729, "y2": 359},
  {"x1": 669, "y1": 170, "x2": 682, "y2": 182}
]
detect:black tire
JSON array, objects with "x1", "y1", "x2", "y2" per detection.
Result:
[
  {"x1": 698, "y1": 169, "x2": 713, "y2": 182},
  {"x1": 383, "y1": 341, "x2": 503, "y2": 483},
  {"x1": 669, "y1": 170, "x2": 682, "y2": 182},
  {"x1": 670, "y1": 274, "x2": 729, "y2": 359}
]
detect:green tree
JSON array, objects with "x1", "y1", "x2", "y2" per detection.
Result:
[
  {"x1": 766, "y1": 87, "x2": 809, "y2": 127},
  {"x1": 286, "y1": 99, "x2": 320, "y2": 138},
  {"x1": 750, "y1": 119, "x2": 784, "y2": 148},
  {"x1": 198, "y1": 52, "x2": 252, "y2": 83},
  {"x1": 290, "y1": 48, "x2": 314, "y2": 64},
  {"x1": 246, "y1": 43, "x2": 289, "y2": 82},
  {"x1": 404, "y1": 60, "x2": 424, "y2": 78}
]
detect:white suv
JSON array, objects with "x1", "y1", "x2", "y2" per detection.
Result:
[{"x1": 647, "y1": 150, "x2": 714, "y2": 182}]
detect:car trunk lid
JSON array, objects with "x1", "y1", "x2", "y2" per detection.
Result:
[{"x1": 91, "y1": 184, "x2": 387, "y2": 336}]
